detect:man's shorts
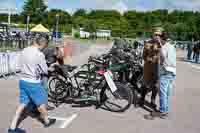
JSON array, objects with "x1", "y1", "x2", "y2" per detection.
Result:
[{"x1": 19, "y1": 80, "x2": 48, "y2": 107}]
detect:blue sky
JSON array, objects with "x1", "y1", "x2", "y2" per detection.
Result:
[
  {"x1": 1, "y1": 0, "x2": 200, "y2": 13},
  {"x1": 0, "y1": 0, "x2": 16, "y2": 8}
]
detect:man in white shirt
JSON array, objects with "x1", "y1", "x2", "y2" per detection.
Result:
[{"x1": 8, "y1": 34, "x2": 56, "y2": 133}]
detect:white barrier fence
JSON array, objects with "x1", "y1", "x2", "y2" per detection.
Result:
[{"x1": 0, "y1": 52, "x2": 21, "y2": 79}]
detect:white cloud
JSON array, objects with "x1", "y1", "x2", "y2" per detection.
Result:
[
  {"x1": 79, "y1": 0, "x2": 121, "y2": 9},
  {"x1": 112, "y1": 1, "x2": 128, "y2": 13}
]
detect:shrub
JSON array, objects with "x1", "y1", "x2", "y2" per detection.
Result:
[{"x1": 74, "y1": 32, "x2": 80, "y2": 38}]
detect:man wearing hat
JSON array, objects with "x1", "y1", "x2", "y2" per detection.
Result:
[
  {"x1": 144, "y1": 27, "x2": 176, "y2": 120},
  {"x1": 141, "y1": 27, "x2": 162, "y2": 110}
]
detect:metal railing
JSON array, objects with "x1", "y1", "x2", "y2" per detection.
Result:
[
  {"x1": 0, "y1": 51, "x2": 21, "y2": 79},
  {"x1": 0, "y1": 39, "x2": 31, "y2": 52}
]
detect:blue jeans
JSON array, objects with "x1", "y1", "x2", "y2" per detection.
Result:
[
  {"x1": 160, "y1": 71, "x2": 176, "y2": 113},
  {"x1": 187, "y1": 49, "x2": 192, "y2": 60},
  {"x1": 195, "y1": 52, "x2": 199, "y2": 63}
]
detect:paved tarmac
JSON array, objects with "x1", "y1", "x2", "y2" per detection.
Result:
[{"x1": 0, "y1": 48, "x2": 200, "y2": 133}]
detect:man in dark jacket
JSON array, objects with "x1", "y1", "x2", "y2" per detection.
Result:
[
  {"x1": 41, "y1": 46, "x2": 64, "y2": 109},
  {"x1": 42, "y1": 47, "x2": 58, "y2": 67},
  {"x1": 187, "y1": 43, "x2": 193, "y2": 60},
  {"x1": 140, "y1": 28, "x2": 163, "y2": 110},
  {"x1": 193, "y1": 44, "x2": 197, "y2": 60},
  {"x1": 195, "y1": 43, "x2": 200, "y2": 63},
  {"x1": 144, "y1": 27, "x2": 176, "y2": 120}
]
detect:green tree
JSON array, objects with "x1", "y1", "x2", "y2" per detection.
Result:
[
  {"x1": 72, "y1": 9, "x2": 88, "y2": 28},
  {"x1": 73, "y1": 9, "x2": 87, "y2": 18},
  {"x1": 3, "y1": 4, "x2": 200, "y2": 40},
  {"x1": 47, "y1": 9, "x2": 71, "y2": 32},
  {"x1": 0, "y1": 14, "x2": 9, "y2": 22},
  {"x1": 21, "y1": 0, "x2": 47, "y2": 24},
  {"x1": 84, "y1": 19, "x2": 97, "y2": 39}
]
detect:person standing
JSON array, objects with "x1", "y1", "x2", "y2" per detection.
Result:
[
  {"x1": 140, "y1": 28, "x2": 162, "y2": 110},
  {"x1": 195, "y1": 43, "x2": 200, "y2": 63},
  {"x1": 8, "y1": 34, "x2": 56, "y2": 133},
  {"x1": 145, "y1": 28, "x2": 176, "y2": 120},
  {"x1": 41, "y1": 45, "x2": 64, "y2": 110},
  {"x1": 193, "y1": 44, "x2": 197, "y2": 60},
  {"x1": 187, "y1": 42, "x2": 192, "y2": 60},
  {"x1": 42, "y1": 47, "x2": 60, "y2": 67}
]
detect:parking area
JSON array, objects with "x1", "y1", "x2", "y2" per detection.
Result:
[{"x1": 0, "y1": 48, "x2": 200, "y2": 133}]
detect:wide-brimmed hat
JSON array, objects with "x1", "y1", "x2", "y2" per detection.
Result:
[{"x1": 153, "y1": 27, "x2": 164, "y2": 35}]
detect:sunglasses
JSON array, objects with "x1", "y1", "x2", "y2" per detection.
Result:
[{"x1": 154, "y1": 34, "x2": 163, "y2": 38}]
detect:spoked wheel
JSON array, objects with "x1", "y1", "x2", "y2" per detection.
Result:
[
  {"x1": 103, "y1": 82, "x2": 133, "y2": 112},
  {"x1": 48, "y1": 76, "x2": 72, "y2": 101}
]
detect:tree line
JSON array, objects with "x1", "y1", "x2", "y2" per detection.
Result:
[{"x1": 0, "y1": 0, "x2": 200, "y2": 41}]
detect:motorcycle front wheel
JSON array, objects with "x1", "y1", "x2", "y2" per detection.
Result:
[
  {"x1": 102, "y1": 82, "x2": 133, "y2": 112},
  {"x1": 48, "y1": 76, "x2": 72, "y2": 101}
]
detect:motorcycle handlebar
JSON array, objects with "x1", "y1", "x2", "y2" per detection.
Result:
[{"x1": 88, "y1": 57, "x2": 104, "y2": 64}]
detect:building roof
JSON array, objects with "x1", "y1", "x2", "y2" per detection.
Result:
[
  {"x1": 97, "y1": 29, "x2": 111, "y2": 32},
  {"x1": 79, "y1": 28, "x2": 111, "y2": 32}
]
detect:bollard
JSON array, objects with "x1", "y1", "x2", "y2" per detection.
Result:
[
  {"x1": 9, "y1": 51, "x2": 21, "y2": 77},
  {"x1": 0, "y1": 53, "x2": 9, "y2": 79},
  {"x1": 0, "y1": 53, "x2": 2, "y2": 75},
  {"x1": 16, "y1": 52, "x2": 21, "y2": 72},
  {"x1": 7, "y1": 51, "x2": 10, "y2": 75},
  {"x1": 8, "y1": 52, "x2": 16, "y2": 75},
  {"x1": 4, "y1": 53, "x2": 9, "y2": 75}
]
